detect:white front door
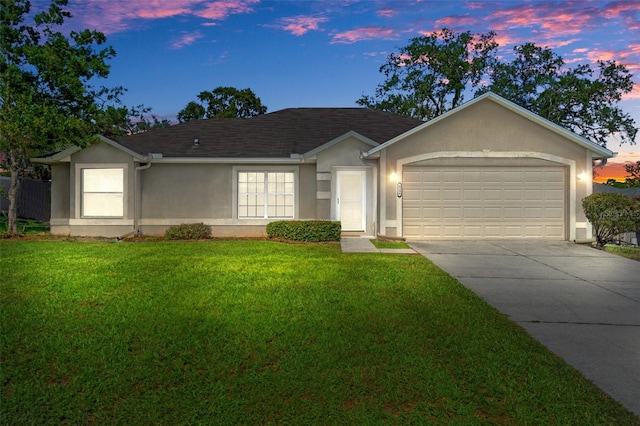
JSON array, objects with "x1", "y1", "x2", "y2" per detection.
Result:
[{"x1": 337, "y1": 171, "x2": 366, "y2": 231}]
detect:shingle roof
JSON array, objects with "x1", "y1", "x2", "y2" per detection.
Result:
[{"x1": 115, "y1": 108, "x2": 424, "y2": 158}]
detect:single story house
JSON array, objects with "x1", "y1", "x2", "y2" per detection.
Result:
[{"x1": 34, "y1": 92, "x2": 614, "y2": 240}]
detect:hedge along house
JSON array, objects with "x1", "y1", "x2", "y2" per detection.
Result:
[{"x1": 35, "y1": 93, "x2": 614, "y2": 240}]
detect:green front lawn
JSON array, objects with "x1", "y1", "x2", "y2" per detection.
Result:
[
  {"x1": 604, "y1": 244, "x2": 640, "y2": 261},
  {"x1": 1, "y1": 240, "x2": 636, "y2": 424},
  {"x1": 371, "y1": 239, "x2": 411, "y2": 249}
]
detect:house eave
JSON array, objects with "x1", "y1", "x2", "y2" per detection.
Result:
[
  {"x1": 302, "y1": 131, "x2": 379, "y2": 159},
  {"x1": 149, "y1": 157, "x2": 312, "y2": 164},
  {"x1": 97, "y1": 135, "x2": 147, "y2": 161},
  {"x1": 30, "y1": 145, "x2": 81, "y2": 164}
]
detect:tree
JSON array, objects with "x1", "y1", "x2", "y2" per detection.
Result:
[
  {"x1": 176, "y1": 101, "x2": 205, "y2": 122},
  {"x1": 482, "y1": 43, "x2": 637, "y2": 148},
  {"x1": 1, "y1": 0, "x2": 122, "y2": 235},
  {"x1": 94, "y1": 104, "x2": 171, "y2": 140},
  {"x1": 624, "y1": 161, "x2": 640, "y2": 186},
  {"x1": 582, "y1": 192, "x2": 640, "y2": 248},
  {"x1": 177, "y1": 86, "x2": 267, "y2": 122},
  {"x1": 357, "y1": 28, "x2": 498, "y2": 120}
]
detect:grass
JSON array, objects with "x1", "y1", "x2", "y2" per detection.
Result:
[
  {"x1": 604, "y1": 244, "x2": 640, "y2": 261},
  {"x1": 1, "y1": 240, "x2": 637, "y2": 424},
  {"x1": 0, "y1": 216, "x2": 50, "y2": 235},
  {"x1": 371, "y1": 239, "x2": 411, "y2": 249}
]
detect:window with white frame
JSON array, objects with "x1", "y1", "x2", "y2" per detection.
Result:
[
  {"x1": 82, "y1": 168, "x2": 124, "y2": 217},
  {"x1": 238, "y1": 171, "x2": 294, "y2": 219}
]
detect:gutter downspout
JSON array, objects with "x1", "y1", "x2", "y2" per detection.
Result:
[{"x1": 133, "y1": 160, "x2": 152, "y2": 236}]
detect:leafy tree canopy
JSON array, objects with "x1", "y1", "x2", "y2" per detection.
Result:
[
  {"x1": 357, "y1": 28, "x2": 498, "y2": 120},
  {"x1": 624, "y1": 161, "x2": 640, "y2": 186},
  {"x1": 0, "y1": 0, "x2": 126, "y2": 235},
  {"x1": 177, "y1": 86, "x2": 267, "y2": 122},
  {"x1": 359, "y1": 29, "x2": 637, "y2": 148},
  {"x1": 481, "y1": 43, "x2": 636, "y2": 147}
]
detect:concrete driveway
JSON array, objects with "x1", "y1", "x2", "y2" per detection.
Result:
[{"x1": 409, "y1": 240, "x2": 640, "y2": 417}]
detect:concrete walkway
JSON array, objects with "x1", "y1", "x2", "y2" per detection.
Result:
[
  {"x1": 409, "y1": 240, "x2": 640, "y2": 417},
  {"x1": 340, "y1": 237, "x2": 415, "y2": 254}
]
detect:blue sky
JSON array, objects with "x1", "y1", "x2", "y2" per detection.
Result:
[{"x1": 39, "y1": 0, "x2": 640, "y2": 178}]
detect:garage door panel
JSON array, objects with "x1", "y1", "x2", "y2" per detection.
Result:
[
  {"x1": 463, "y1": 171, "x2": 482, "y2": 182},
  {"x1": 484, "y1": 172, "x2": 502, "y2": 183},
  {"x1": 443, "y1": 189, "x2": 462, "y2": 200},
  {"x1": 545, "y1": 207, "x2": 564, "y2": 219},
  {"x1": 524, "y1": 189, "x2": 543, "y2": 200},
  {"x1": 403, "y1": 166, "x2": 565, "y2": 240},
  {"x1": 524, "y1": 207, "x2": 543, "y2": 219},
  {"x1": 463, "y1": 207, "x2": 483, "y2": 219},
  {"x1": 403, "y1": 189, "x2": 421, "y2": 201},
  {"x1": 524, "y1": 171, "x2": 543, "y2": 182},
  {"x1": 463, "y1": 189, "x2": 482, "y2": 200},
  {"x1": 403, "y1": 171, "x2": 422, "y2": 183},
  {"x1": 418, "y1": 171, "x2": 440, "y2": 183},
  {"x1": 422, "y1": 207, "x2": 441, "y2": 219},
  {"x1": 546, "y1": 189, "x2": 564, "y2": 200},
  {"x1": 484, "y1": 207, "x2": 503, "y2": 219},
  {"x1": 545, "y1": 226, "x2": 564, "y2": 237},
  {"x1": 524, "y1": 225, "x2": 543, "y2": 237},
  {"x1": 504, "y1": 207, "x2": 523, "y2": 218},
  {"x1": 443, "y1": 171, "x2": 463, "y2": 182},
  {"x1": 443, "y1": 207, "x2": 462, "y2": 219},
  {"x1": 503, "y1": 189, "x2": 522, "y2": 200},
  {"x1": 483, "y1": 189, "x2": 502, "y2": 200},
  {"x1": 422, "y1": 189, "x2": 441, "y2": 201},
  {"x1": 403, "y1": 207, "x2": 422, "y2": 219},
  {"x1": 504, "y1": 171, "x2": 524, "y2": 182}
]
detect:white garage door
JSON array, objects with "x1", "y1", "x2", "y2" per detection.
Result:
[{"x1": 403, "y1": 167, "x2": 566, "y2": 240}]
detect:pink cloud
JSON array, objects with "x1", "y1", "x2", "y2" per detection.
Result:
[
  {"x1": 603, "y1": 1, "x2": 640, "y2": 19},
  {"x1": 194, "y1": 0, "x2": 259, "y2": 21},
  {"x1": 623, "y1": 83, "x2": 640, "y2": 101},
  {"x1": 434, "y1": 15, "x2": 478, "y2": 28},
  {"x1": 274, "y1": 16, "x2": 328, "y2": 36},
  {"x1": 331, "y1": 27, "x2": 397, "y2": 44},
  {"x1": 170, "y1": 31, "x2": 203, "y2": 49},
  {"x1": 377, "y1": 9, "x2": 396, "y2": 18},
  {"x1": 65, "y1": 0, "x2": 258, "y2": 35},
  {"x1": 466, "y1": 2, "x2": 487, "y2": 10}
]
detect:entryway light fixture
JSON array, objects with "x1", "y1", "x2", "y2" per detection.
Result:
[
  {"x1": 390, "y1": 171, "x2": 398, "y2": 182},
  {"x1": 577, "y1": 172, "x2": 588, "y2": 181}
]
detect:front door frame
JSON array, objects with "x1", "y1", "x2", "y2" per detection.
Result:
[{"x1": 336, "y1": 169, "x2": 366, "y2": 231}]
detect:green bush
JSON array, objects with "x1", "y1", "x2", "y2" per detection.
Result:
[
  {"x1": 266, "y1": 220, "x2": 341, "y2": 242},
  {"x1": 582, "y1": 192, "x2": 640, "y2": 248},
  {"x1": 164, "y1": 223, "x2": 212, "y2": 240}
]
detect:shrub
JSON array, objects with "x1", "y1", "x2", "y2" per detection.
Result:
[
  {"x1": 266, "y1": 220, "x2": 341, "y2": 242},
  {"x1": 582, "y1": 193, "x2": 640, "y2": 248},
  {"x1": 164, "y1": 223, "x2": 212, "y2": 240}
]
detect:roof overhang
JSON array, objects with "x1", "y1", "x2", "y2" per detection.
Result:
[
  {"x1": 363, "y1": 92, "x2": 615, "y2": 160},
  {"x1": 302, "y1": 131, "x2": 379, "y2": 159},
  {"x1": 148, "y1": 157, "x2": 310, "y2": 164},
  {"x1": 30, "y1": 145, "x2": 81, "y2": 164},
  {"x1": 30, "y1": 135, "x2": 147, "y2": 164}
]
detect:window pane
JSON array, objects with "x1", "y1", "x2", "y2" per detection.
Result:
[
  {"x1": 238, "y1": 171, "x2": 294, "y2": 219},
  {"x1": 82, "y1": 168, "x2": 124, "y2": 217},
  {"x1": 83, "y1": 169, "x2": 123, "y2": 192},
  {"x1": 83, "y1": 193, "x2": 123, "y2": 217}
]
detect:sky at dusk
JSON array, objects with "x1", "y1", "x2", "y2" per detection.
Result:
[{"x1": 37, "y1": 0, "x2": 640, "y2": 182}]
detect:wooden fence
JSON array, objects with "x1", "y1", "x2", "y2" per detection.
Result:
[{"x1": 0, "y1": 176, "x2": 51, "y2": 222}]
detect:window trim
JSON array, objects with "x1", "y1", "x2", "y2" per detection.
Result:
[
  {"x1": 233, "y1": 166, "x2": 299, "y2": 221},
  {"x1": 75, "y1": 163, "x2": 128, "y2": 221}
]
